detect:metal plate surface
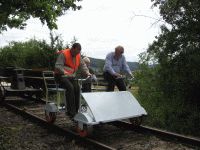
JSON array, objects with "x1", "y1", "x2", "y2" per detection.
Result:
[{"x1": 81, "y1": 91, "x2": 147, "y2": 123}]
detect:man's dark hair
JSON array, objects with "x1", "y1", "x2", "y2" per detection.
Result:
[{"x1": 72, "y1": 43, "x2": 81, "y2": 50}]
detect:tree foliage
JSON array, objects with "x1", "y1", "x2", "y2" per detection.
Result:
[
  {"x1": 0, "y1": 32, "x2": 79, "y2": 69},
  {"x1": 135, "y1": 0, "x2": 200, "y2": 136},
  {"x1": 149, "y1": 0, "x2": 200, "y2": 104},
  {"x1": 0, "y1": 32, "x2": 66, "y2": 69},
  {"x1": 0, "y1": 0, "x2": 82, "y2": 32}
]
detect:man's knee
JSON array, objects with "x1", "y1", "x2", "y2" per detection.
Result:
[
  {"x1": 61, "y1": 79, "x2": 74, "y2": 91},
  {"x1": 116, "y1": 79, "x2": 126, "y2": 91}
]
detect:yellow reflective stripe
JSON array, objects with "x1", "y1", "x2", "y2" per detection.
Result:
[
  {"x1": 64, "y1": 66, "x2": 74, "y2": 71},
  {"x1": 63, "y1": 66, "x2": 75, "y2": 75}
]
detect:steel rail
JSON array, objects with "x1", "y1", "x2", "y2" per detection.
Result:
[
  {"x1": 3, "y1": 101, "x2": 116, "y2": 150},
  {"x1": 111, "y1": 121, "x2": 200, "y2": 147},
  {"x1": 2, "y1": 97, "x2": 200, "y2": 148}
]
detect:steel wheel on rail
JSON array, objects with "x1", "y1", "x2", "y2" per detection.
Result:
[
  {"x1": 45, "y1": 110, "x2": 57, "y2": 123},
  {"x1": 129, "y1": 116, "x2": 143, "y2": 126},
  {"x1": 0, "y1": 85, "x2": 5, "y2": 102},
  {"x1": 76, "y1": 124, "x2": 93, "y2": 137}
]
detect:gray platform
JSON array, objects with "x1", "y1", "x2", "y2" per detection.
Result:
[{"x1": 74, "y1": 91, "x2": 147, "y2": 125}]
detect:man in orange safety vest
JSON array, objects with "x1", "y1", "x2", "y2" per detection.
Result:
[{"x1": 55, "y1": 43, "x2": 91, "y2": 118}]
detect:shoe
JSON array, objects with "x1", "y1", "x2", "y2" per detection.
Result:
[
  {"x1": 66, "y1": 112, "x2": 74, "y2": 119},
  {"x1": 68, "y1": 115, "x2": 74, "y2": 120}
]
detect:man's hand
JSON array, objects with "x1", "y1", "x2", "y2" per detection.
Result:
[
  {"x1": 127, "y1": 74, "x2": 134, "y2": 81},
  {"x1": 114, "y1": 73, "x2": 122, "y2": 78},
  {"x1": 86, "y1": 72, "x2": 92, "y2": 77},
  {"x1": 91, "y1": 74, "x2": 98, "y2": 82}
]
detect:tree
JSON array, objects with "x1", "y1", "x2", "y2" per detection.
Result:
[
  {"x1": 0, "y1": 32, "x2": 79, "y2": 69},
  {"x1": 0, "y1": 0, "x2": 82, "y2": 32},
  {"x1": 149, "y1": 0, "x2": 200, "y2": 104},
  {"x1": 134, "y1": 0, "x2": 200, "y2": 136}
]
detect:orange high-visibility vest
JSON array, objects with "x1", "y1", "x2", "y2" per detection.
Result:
[{"x1": 62, "y1": 49, "x2": 81, "y2": 75}]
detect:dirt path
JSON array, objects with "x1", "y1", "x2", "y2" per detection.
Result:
[{"x1": 0, "y1": 106, "x2": 88, "y2": 150}]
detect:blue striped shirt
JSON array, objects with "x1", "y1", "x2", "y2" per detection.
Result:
[{"x1": 103, "y1": 52, "x2": 132, "y2": 75}]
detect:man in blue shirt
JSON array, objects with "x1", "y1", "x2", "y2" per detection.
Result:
[{"x1": 103, "y1": 45, "x2": 133, "y2": 91}]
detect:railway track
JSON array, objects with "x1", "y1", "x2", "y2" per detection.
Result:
[{"x1": 2, "y1": 97, "x2": 200, "y2": 150}]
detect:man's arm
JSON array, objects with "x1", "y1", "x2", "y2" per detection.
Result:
[
  {"x1": 55, "y1": 53, "x2": 65, "y2": 75},
  {"x1": 79, "y1": 58, "x2": 91, "y2": 76},
  {"x1": 122, "y1": 56, "x2": 133, "y2": 76},
  {"x1": 104, "y1": 54, "x2": 116, "y2": 75}
]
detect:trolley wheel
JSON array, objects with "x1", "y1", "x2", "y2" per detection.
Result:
[
  {"x1": 23, "y1": 93, "x2": 33, "y2": 98},
  {"x1": 0, "y1": 85, "x2": 5, "y2": 102},
  {"x1": 76, "y1": 124, "x2": 93, "y2": 137},
  {"x1": 129, "y1": 116, "x2": 143, "y2": 126},
  {"x1": 45, "y1": 111, "x2": 57, "y2": 123},
  {"x1": 35, "y1": 92, "x2": 43, "y2": 100}
]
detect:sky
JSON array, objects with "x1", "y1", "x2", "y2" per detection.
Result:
[{"x1": 0, "y1": 0, "x2": 162, "y2": 62}]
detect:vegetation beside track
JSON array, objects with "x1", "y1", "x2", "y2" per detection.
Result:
[{"x1": 128, "y1": 0, "x2": 200, "y2": 138}]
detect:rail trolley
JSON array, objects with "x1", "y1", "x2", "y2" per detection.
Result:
[
  {"x1": 0, "y1": 68, "x2": 42, "y2": 101},
  {"x1": 43, "y1": 72, "x2": 147, "y2": 137}
]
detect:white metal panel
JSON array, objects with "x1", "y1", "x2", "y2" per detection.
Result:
[{"x1": 81, "y1": 91, "x2": 147, "y2": 123}]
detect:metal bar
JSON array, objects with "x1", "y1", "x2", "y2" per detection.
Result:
[
  {"x1": 3, "y1": 102, "x2": 116, "y2": 150},
  {"x1": 111, "y1": 121, "x2": 200, "y2": 147}
]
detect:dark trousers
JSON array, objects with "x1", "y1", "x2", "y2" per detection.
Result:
[
  {"x1": 103, "y1": 72, "x2": 126, "y2": 91},
  {"x1": 82, "y1": 82, "x2": 92, "y2": 92},
  {"x1": 58, "y1": 77, "x2": 80, "y2": 117}
]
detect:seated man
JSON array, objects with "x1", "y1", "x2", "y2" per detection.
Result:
[
  {"x1": 54, "y1": 43, "x2": 91, "y2": 118},
  {"x1": 103, "y1": 45, "x2": 133, "y2": 91},
  {"x1": 81, "y1": 57, "x2": 96, "y2": 92}
]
